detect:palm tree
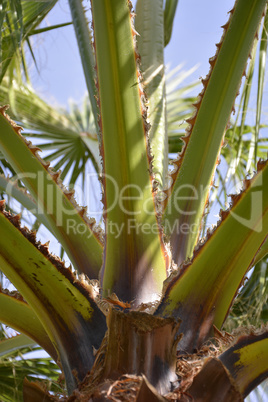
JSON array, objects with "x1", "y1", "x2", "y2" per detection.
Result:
[{"x1": 0, "y1": 0, "x2": 267, "y2": 400}]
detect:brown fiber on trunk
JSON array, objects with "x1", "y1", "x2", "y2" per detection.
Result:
[{"x1": 96, "y1": 308, "x2": 181, "y2": 395}]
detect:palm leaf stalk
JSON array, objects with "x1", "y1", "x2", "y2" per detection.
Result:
[{"x1": 0, "y1": 0, "x2": 267, "y2": 400}]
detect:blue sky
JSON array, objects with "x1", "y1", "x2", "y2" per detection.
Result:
[{"x1": 30, "y1": 0, "x2": 235, "y2": 107}]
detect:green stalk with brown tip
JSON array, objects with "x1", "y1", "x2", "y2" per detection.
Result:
[
  {"x1": 0, "y1": 204, "x2": 106, "y2": 394},
  {"x1": 219, "y1": 329, "x2": 268, "y2": 398},
  {"x1": 0, "y1": 289, "x2": 57, "y2": 361},
  {"x1": 156, "y1": 161, "x2": 268, "y2": 351},
  {"x1": 163, "y1": 0, "x2": 267, "y2": 266},
  {"x1": 0, "y1": 107, "x2": 103, "y2": 278},
  {"x1": 91, "y1": 0, "x2": 168, "y2": 306}
]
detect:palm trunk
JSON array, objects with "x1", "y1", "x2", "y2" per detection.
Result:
[{"x1": 96, "y1": 308, "x2": 181, "y2": 395}]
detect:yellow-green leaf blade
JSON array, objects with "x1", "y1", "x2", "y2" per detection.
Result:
[
  {"x1": 136, "y1": 0, "x2": 168, "y2": 188},
  {"x1": 0, "y1": 334, "x2": 36, "y2": 358},
  {"x1": 0, "y1": 290, "x2": 57, "y2": 360},
  {"x1": 0, "y1": 206, "x2": 106, "y2": 393},
  {"x1": 91, "y1": 0, "x2": 168, "y2": 305},
  {"x1": 0, "y1": 107, "x2": 103, "y2": 278},
  {"x1": 156, "y1": 161, "x2": 268, "y2": 351},
  {"x1": 163, "y1": 0, "x2": 267, "y2": 266},
  {"x1": 219, "y1": 329, "x2": 268, "y2": 398}
]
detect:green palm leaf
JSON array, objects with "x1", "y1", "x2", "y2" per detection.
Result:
[
  {"x1": 0, "y1": 0, "x2": 59, "y2": 82},
  {"x1": 0, "y1": 350, "x2": 62, "y2": 401}
]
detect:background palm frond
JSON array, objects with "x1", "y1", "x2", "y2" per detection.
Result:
[{"x1": 0, "y1": 0, "x2": 64, "y2": 83}]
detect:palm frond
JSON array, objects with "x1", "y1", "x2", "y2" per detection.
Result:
[
  {"x1": 0, "y1": 352, "x2": 62, "y2": 401},
  {"x1": 224, "y1": 257, "x2": 268, "y2": 332},
  {"x1": 0, "y1": 77, "x2": 100, "y2": 215},
  {"x1": 0, "y1": 0, "x2": 59, "y2": 82}
]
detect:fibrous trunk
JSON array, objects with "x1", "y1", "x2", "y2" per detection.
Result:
[{"x1": 94, "y1": 308, "x2": 181, "y2": 395}]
